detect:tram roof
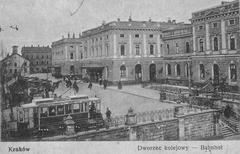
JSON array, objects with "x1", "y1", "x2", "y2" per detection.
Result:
[
  {"x1": 68, "y1": 95, "x2": 89, "y2": 100},
  {"x1": 21, "y1": 96, "x2": 101, "y2": 108},
  {"x1": 32, "y1": 98, "x2": 55, "y2": 104}
]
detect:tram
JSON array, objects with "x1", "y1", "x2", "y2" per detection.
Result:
[{"x1": 17, "y1": 95, "x2": 104, "y2": 137}]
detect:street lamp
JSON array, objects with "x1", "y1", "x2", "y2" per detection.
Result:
[{"x1": 187, "y1": 56, "x2": 192, "y2": 106}]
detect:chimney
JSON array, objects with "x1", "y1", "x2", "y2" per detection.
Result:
[
  {"x1": 31, "y1": 45, "x2": 33, "y2": 47},
  {"x1": 38, "y1": 45, "x2": 39, "y2": 47},
  {"x1": 79, "y1": 32, "x2": 81, "y2": 38},
  {"x1": 117, "y1": 18, "x2": 120, "y2": 22},
  {"x1": 149, "y1": 17, "x2": 152, "y2": 22},
  {"x1": 73, "y1": 33, "x2": 75, "y2": 38},
  {"x1": 12, "y1": 45, "x2": 18, "y2": 54},
  {"x1": 172, "y1": 20, "x2": 176, "y2": 24},
  {"x1": 221, "y1": 1, "x2": 230, "y2": 5},
  {"x1": 167, "y1": 17, "x2": 171, "y2": 23},
  {"x1": 128, "y1": 15, "x2": 132, "y2": 22},
  {"x1": 102, "y1": 20, "x2": 106, "y2": 25},
  {"x1": 68, "y1": 33, "x2": 70, "y2": 38},
  {"x1": 62, "y1": 35, "x2": 64, "y2": 39}
]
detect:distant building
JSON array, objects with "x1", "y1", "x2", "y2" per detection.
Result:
[
  {"x1": 1, "y1": 46, "x2": 30, "y2": 81},
  {"x1": 21, "y1": 45, "x2": 52, "y2": 74},
  {"x1": 52, "y1": 33, "x2": 82, "y2": 77}
]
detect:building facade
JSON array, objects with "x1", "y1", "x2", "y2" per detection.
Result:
[
  {"x1": 51, "y1": 0, "x2": 239, "y2": 88},
  {"x1": 79, "y1": 18, "x2": 191, "y2": 83},
  {"x1": 52, "y1": 33, "x2": 82, "y2": 77},
  {"x1": 21, "y1": 45, "x2": 52, "y2": 74},
  {"x1": 191, "y1": 0, "x2": 240, "y2": 88},
  {"x1": 1, "y1": 46, "x2": 30, "y2": 81}
]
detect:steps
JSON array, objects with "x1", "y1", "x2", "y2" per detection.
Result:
[
  {"x1": 221, "y1": 126, "x2": 236, "y2": 138},
  {"x1": 220, "y1": 115, "x2": 240, "y2": 138}
]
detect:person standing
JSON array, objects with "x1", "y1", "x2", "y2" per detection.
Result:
[
  {"x1": 106, "y1": 107, "x2": 111, "y2": 120},
  {"x1": 103, "y1": 79, "x2": 107, "y2": 90},
  {"x1": 88, "y1": 81, "x2": 92, "y2": 90},
  {"x1": 118, "y1": 80, "x2": 122, "y2": 90},
  {"x1": 73, "y1": 80, "x2": 79, "y2": 95}
]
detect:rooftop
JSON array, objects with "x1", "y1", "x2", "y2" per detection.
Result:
[{"x1": 21, "y1": 46, "x2": 51, "y2": 54}]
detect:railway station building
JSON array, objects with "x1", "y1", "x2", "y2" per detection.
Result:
[{"x1": 51, "y1": 0, "x2": 239, "y2": 88}]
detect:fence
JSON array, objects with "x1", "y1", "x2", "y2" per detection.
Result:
[{"x1": 108, "y1": 108, "x2": 175, "y2": 127}]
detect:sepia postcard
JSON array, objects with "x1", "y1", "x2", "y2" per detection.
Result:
[{"x1": 0, "y1": 0, "x2": 240, "y2": 153}]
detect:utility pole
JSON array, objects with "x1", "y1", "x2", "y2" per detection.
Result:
[{"x1": 187, "y1": 56, "x2": 192, "y2": 105}]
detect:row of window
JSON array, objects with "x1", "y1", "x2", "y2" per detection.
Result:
[
  {"x1": 198, "y1": 35, "x2": 236, "y2": 52},
  {"x1": 166, "y1": 64, "x2": 189, "y2": 77},
  {"x1": 89, "y1": 35, "x2": 108, "y2": 44},
  {"x1": 31, "y1": 61, "x2": 49, "y2": 65},
  {"x1": 166, "y1": 42, "x2": 190, "y2": 54},
  {"x1": 120, "y1": 44, "x2": 155, "y2": 56},
  {"x1": 198, "y1": 19, "x2": 236, "y2": 30},
  {"x1": 26, "y1": 55, "x2": 50, "y2": 59},
  {"x1": 120, "y1": 34, "x2": 155, "y2": 38},
  {"x1": 40, "y1": 103, "x2": 89, "y2": 117},
  {"x1": 84, "y1": 44, "x2": 109, "y2": 58},
  {"x1": 199, "y1": 63, "x2": 237, "y2": 82},
  {"x1": 114, "y1": 63, "x2": 238, "y2": 83}
]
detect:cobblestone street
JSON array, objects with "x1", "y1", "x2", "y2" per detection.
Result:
[{"x1": 55, "y1": 81, "x2": 180, "y2": 116}]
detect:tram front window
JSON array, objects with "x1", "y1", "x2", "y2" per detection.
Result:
[
  {"x1": 65, "y1": 104, "x2": 72, "y2": 114},
  {"x1": 41, "y1": 107, "x2": 48, "y2": 117},
  {"x1": 73, "y1": 104, "x2": 80, "y2": 113},
  {"x1": 49, "y1": 106, "x2": 56, "y2": 116},
  {"x1": 57, "y1": 105, "x2": 64, "y2": 115}
]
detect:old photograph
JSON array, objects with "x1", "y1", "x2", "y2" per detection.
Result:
[{"x1": 0, "y1": 0, "x2": 240, "y2": 144}]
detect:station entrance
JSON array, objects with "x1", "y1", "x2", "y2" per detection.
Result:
[{"x1": 86, "y1": 67, "x2": 104, "y2": 82}]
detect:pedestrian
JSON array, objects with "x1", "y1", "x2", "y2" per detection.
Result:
[
  {"x1": 106, "y1": 107, "x2": 111, "y2": 120},
  {"x1": 88, "y1": 81, "x2": 92, "y2": 90},
  {"x1": 73, "y1": 81, "x2": 79, "y2": 95},
  {"x1": 103, "y1": 79, "x2": 107, "y2": 90},
  {"x1": 118, "y1": 80, "x2": 122, "y2": 90},
  {"x1": 99, "y1": 77, "x2": 102, "y2": 86}
]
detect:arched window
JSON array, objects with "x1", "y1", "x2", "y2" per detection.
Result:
[
  {"x1": 120, "y1": 65, "x2": 126, "y2": 78},
  {"x1": 166, "y1": 64, "x2": 171, "y2": 76},
  {"x1": 120, "y1": 44, "x2": 125, "y2": 56},
  {"x1": 199, "y1": 39, "x2": 204, "y2": 52},
  {"x1": 230, "y1": 64, "x2": 237, "y2": 82},
  {"x1": 230, "y1": 35, "x2": 236, "y2": 50},
  {"x1": 14, "y1": 62, "x2": 17, "y2": 67},
  {"x1": 186, "y1": 42, "x2": 190, "y2": 53},
  {"x1": 200, "y1": 64, "x2": 205, "y2": 79},
  {"x1": 150, "y1": 44, "x2": 154, "y2": 55},
  {"x1": 213, "y1": 37, "x2": 218, "y2": 51},
  {"x1": 176, "y1": 64, "x2": 181, "y2": 76}
]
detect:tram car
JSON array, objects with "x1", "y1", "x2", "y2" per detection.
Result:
[{"x1": 17, "y1": 95, "x2": 104, "y2": 137}]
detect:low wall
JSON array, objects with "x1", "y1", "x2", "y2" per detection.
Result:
[
  {"x1": 178, "y1": 110, "x2": 219, "y2": 140},
  {"x1": 41, "y1": 108, "x2": 220, "y2": 141}
]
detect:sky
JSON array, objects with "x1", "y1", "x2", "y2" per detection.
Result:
[{"x1": 0, "y1": 0, "x2": 225, "y2": 55}]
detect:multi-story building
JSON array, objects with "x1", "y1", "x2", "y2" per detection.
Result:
[
  {"x1": 1, "y1": 46, "x2": 30, "y2": 80},
  {"x1": 51, "y1": 0, "x2": 239, "y2": 89},
  {"x1": 21, "y1": 45, "x2": 52, "y2": 74},
  {"x1": 161, "y1": 25, "x2": 193, "y2": 84},
  {"x1": 52, "y1": 33, "x2": 82, "y2": 77},
  {"x1": 79, "y1": 18, "x2": 191, "y2": 83},
  {"x1": 190, "y1": 0, "x2": 239, "y2": 88}
]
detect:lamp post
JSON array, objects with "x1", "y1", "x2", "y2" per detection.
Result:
[{"x1": 187, "y1": 56, "x2": 192, "y2": 106}]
